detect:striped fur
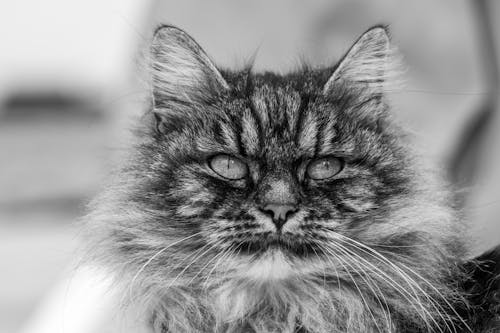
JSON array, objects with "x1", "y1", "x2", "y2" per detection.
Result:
[{"x1": 84, "y1": 26, "x2": 473, "y2": 332}]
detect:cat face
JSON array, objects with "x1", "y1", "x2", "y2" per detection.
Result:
[{"x1": 139, "y1": 26, "x2": 413, "y2": 281}]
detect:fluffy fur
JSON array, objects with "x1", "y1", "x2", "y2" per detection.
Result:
[{"x1": 85, "y1": 26, "x2": 476, "y2": 332}]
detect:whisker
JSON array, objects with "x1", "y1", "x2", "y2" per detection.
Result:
[
  {"x1": 127, "y1": 231, "x2": 203, "y2": 302},
  {"x1": 165, "y1": 240, "x2": 224, "y2": 290},
  {"x1": 325, "y1": 241, "x2": 436, "y2": 332},
  {"x1": 189, "y1": 244, "x2": 231, "y2": 286},
  {"x1": 202, "y1": 244, "x2": 237, "y2": 291},
  {"x1": 317, "y1": 243, "x2": 383, "y2": 332},
  {"x1": 333, "y1": 244, "x2": 394, "y2": 332},
  {"x1": 310, "y1": 246, "x2": 328, "y2": 290},
  {"x1": 397, "y1": 261, "x2": 471, "y2": 333},
  {"x1": 337, "y1": 237, "x2": 455, "y2": 331},
  {"x1": 339, "y1": 246, "x2": 392, "y2": 331},
  {"x1": 336, "y1": 239, "x2": 450, "y2": 333},
  {"x1": 334, "y1": 233, "x2": 467, "y2": 332},
  {"x1": 127, "y1": 241, "x2": 214, "y2": 306},
  {"x1": 319, "y1": 235, "x2": 443, "y2": 332}
]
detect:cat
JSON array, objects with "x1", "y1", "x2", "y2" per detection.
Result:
[{"x1": 85, "y1": 25, "x2": 499, "y2": 332}]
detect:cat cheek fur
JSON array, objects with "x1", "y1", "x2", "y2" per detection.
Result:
[{"x1": 84, "y1": 25, "x2": 472, "y2": 333}]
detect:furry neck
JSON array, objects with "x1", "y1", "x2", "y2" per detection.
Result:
[{"x1": 145, "y1": 258, "x2": 465, "y2": 333}]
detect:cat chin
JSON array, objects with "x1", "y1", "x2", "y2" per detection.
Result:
[
  {"x1": 230, "y1": 248, "x2": 323, "y2": 282},
  {"x1": 241, "y1": 249, "x2": 294, "y2": 281}
]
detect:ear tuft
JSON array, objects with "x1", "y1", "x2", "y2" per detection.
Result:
[
  {"x1": 323, "y1": 26, "x2": 403, "y2": 95},
  {"x1": 151, "y1": 25, "x2": 229, "y2": 107}
]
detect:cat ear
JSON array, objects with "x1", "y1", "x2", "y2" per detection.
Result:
[
  {"x1": 323, "y1": 26, "x2": 400, "y2": 96},
  {"x1": 151, "y1": 25, "x2": 229, "y2": 108}
]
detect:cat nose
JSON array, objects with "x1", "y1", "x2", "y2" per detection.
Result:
[{"x1": 259, "y1": 203, "x2": 298, "y2": 230}]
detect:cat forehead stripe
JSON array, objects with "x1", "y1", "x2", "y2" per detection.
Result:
[
  {"x1": 297, "y1": 111, "x2": 318, "y2": 154},
  {"x1": 241, "y1": 108, "x2": 260, "y2": 155},
  {"x1": 219, "y1": 121, "x2": 239, "y2": 152},
  {"x1": 250, "y1": 86, "x2": 301, "y2": 135},
  {"x1": 250, "y1": 91, "x2": 270, "y2": 129},
  {"x1": 318, "y1": 118, "x2": 338, "y2": 155}
]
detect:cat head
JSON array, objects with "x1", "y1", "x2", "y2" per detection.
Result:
[
  {"x1": 143, "y1": 25, "x2": 416, "y2": 275},
  {"x1": 88, "y1": 25, "x2": 465, "y2": 332}
]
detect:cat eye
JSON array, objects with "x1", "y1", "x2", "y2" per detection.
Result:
[
  {"x1": 209, "y1": 154, "x2": 248, "y2": 180},
  {"x1": 306, "y1": 156, "x2": 343, "y2": 180}
]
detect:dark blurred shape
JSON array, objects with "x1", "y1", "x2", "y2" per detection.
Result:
[
  {"x1": 0, "y1": 88, "x2": 110, "y2": 227},
  {"x1": 0, "y1": 195, "x2": 84, "y2": 221},
  {"x1": 450, "y1": 0, "x2": 499, "y2": 189},
  {"x1": 1, "y1": 90, "x2": 103, "y2": 121},
  {"x1": 461, "y1": 245, "x2": 500, "y2": 330}
]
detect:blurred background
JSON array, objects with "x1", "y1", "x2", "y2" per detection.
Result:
[{"x1": 1, "y1": 0, "x2": 500, "y2": 332}]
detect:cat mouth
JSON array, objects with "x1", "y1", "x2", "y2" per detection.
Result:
[{"x1": 235, "y1": 234, "x2": 319, "y2": 257}]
